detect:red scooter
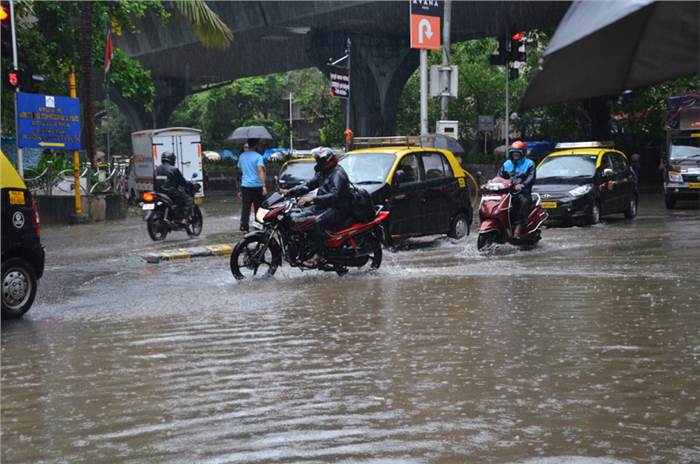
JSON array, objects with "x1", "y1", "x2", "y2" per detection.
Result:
[{"x1": 477, "y1": 177, "x2": 548, "y2": 252}]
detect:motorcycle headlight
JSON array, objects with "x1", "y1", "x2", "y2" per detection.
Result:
[
  {"x1": 569, "y1": 184, "x2": 593, "y2": 197},
  {"x1": 668, "y1": 171, "x2": 683, "y2": 183}
]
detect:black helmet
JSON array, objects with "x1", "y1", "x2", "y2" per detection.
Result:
[
  {"x1": 312, "y1": 147, "x2": 337, "y2": 171},
  {"x1": 161, "y1": 151, "x2": 175, "y2": 165}
]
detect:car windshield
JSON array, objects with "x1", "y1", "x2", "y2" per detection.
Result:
[
  {"x1": 669, "y1": 136, "x2": 700, "y2": 161},
  {"x1": 279, "y1": 161, "x2": 316, "y2": 185},
  {"x1": 339, "y1": 153, "x2": 396, "y2": 184},
  {"x1": 537, "y1": 154, "x2": 598, "y2": 179}
]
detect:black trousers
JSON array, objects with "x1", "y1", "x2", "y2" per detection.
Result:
[
  {"x1": 168, "y1": 189, "x2": 194, "y2": 220},
  {"x1": 510, "y1": 193, "x2": 531, "y2": 226},
  {"x1": 295, "y1": 207, "x2": 343, "y2": 255},
  {"x1": 240, "y1": 187, "x2": 264, "y2": 230}
]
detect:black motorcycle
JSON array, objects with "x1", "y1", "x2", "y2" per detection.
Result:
[
  {"x1": 142, "y1": 176, "x2": 203, "y2": 241},
  {"x1": 230, "y1": 192, "x2": 389, "y2": 280}
]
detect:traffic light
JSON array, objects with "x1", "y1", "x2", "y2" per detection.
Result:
[
  {"x1": 1, "y1": 5, "x2": 9, "y2": 22},
  {"x1": 509, "y1": 30, "x2": 527, "y2": 62},
  {"x1": 488, "y1": 36, "x2": 508, "y2": 66},
  {"x1": 509, "y1": 67, "x2": 519, "y2": 81},
  {"x1": 6, "y1": 67, "x2": 19, "y2": 88}
]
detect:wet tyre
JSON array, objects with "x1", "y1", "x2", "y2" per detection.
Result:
[
  {"x1": 368, "y1": 233, "x2": 383, "y2": 270},
  {"x1": 189, "y1": 206, "x2": 203, "y2": 236},
  {"x1": 230, "y1": 235, "x2": 281, "y2": 280},
  {"x1": 624, "y1": 195, "x2": 638, "y2": 219},
  {"x1": 2, "y1": 258, "x2": 37, "y2": 320},
  {"x1": 586, "y1": 202, "x2": 601, "y2": 225},
  {"x1": 448, "y1": 212, "x2": 470, "y2": 239},
  {"x1": 147, "y1": 210, "x2": 168, "y2": 241},
  {"x1": 665, "y1": 195, "x2": 676, "y2": 209},
  {"x1": 477, "y1": 231, "x2": 499, "y2": 252}
]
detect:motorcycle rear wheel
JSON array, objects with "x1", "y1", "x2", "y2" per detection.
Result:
[
  {"x1": 230, "y1": 235, "x2": 280, "y2": 280},
  {"x1": 147, "y1": 211, "x2": 168, "y2": 241}
]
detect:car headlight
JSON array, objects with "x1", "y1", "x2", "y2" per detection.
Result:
[
  {"x1": 569, "y1": 184, "x2": 593, "y2": 197},
  {"x1": 668, "y1": 171, "x2": 683, "y2": 183}
]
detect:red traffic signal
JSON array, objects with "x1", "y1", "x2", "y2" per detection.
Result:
[
  {"x1": 511, "y1": 31, "x2": 525, "y2": 42},
  {"x1": 7, "y1": 69, "x2": 19, "y2": 88}
]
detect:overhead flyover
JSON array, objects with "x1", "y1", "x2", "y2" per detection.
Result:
[{"x1": 115, "y1": 1, "x2": 569, "y2": 135}]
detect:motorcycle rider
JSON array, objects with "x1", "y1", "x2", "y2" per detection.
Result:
[
  {"x1": 498, "y1": 140, "x2": 536, "y2": 239},
  {"x1": 155, "y1": 151, "x2": 194, "y2": 225},
  {"x1": 281, "y1": 147, "x2": 352, "y2": 267}
]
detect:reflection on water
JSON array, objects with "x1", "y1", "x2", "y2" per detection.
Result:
[{"x1": 2, "y1": 203, "x2": 699, "y2": 463}]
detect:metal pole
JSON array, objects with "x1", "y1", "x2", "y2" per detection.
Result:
[
  {"x1": 69, "y1": 66, "x2": 82, "y2": 214},
  {"x1": 289, "y1": 92, "x2": 293, "y2": 153},
  {"x1": 505, "y1": 65, "x2": 509, "y2": 148},
  {"x1": 346, "y1": 38, "x2": 351, "y2": 137},
  {"x1": 9, "y1": 0, "x2": 23, "y2": 177},
  {"x1": 440, "y1": 0, "x2": 452, "y2": 121},
  {"x1": 420, "y1": 49, "x2": 428, "y2": 135}
]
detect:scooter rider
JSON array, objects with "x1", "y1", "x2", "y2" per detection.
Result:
[
  {"x1": 281, "y1": 147, "x2": 352, "y2": 267},
  {"x1": 155, "y1": 151, "x2": 194, "y2": 225},
  {"x1": 498, "y1": 140, "x2": 536, "y2": 239}
]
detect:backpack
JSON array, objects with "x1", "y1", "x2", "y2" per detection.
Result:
[{"x1": 349, "y1": 183, "x2": 375, "y2": 223}]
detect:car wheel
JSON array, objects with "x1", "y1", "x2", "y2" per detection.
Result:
[
  {"x1": 664, "y1": 195, "x2": 676, "y2": 209},
  {"x1": 2, "y1": 258, "x2": 38, "y2": 319},
  {"x1": 586, "y1": 202, "x2": 600, "y2": 225},
  {"x1": 624, "y1": 195, "x2": 638, "y2": 219},
  {"x1": 448, "y1": 212, "x2": 470, "y2": 239}
]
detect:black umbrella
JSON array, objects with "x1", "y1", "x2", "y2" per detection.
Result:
[
  {"x1": 520, "y1": 0, "x2": 699, "y2": 110},
  {"x1": 427, "y1": 133, "x2": 465, "y2": 156},
  {"x1": 225, "y1": 125, "x2": 280, "y2": 143}
]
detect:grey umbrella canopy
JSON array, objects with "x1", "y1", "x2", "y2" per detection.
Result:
[
  {"x1": 520, "y1": 0, "x2": 699, "y2": 110},
  {"x1": 225, "y1": 125, "x2": 280, "y2": 143}
]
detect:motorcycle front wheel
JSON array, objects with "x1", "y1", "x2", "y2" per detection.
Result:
[
  {"x1": 230, "y1": 234, "x2": 281, "y2": 280},
  {"x1": 147, "y1": 210, "x2": 168, "y2": 241},
  {"x1": 189, "y1": 206, "x2": 203, "y2": 236}
]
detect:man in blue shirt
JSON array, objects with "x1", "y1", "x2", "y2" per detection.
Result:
[
  {"x1": 237, "y1": 138, "x2": 267, "y2": 232},
  {"x1": 498, "y1": 140, "x2": 536, "y2": 239}
]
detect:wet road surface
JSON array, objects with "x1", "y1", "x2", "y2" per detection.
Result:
[{"x1": 2, "y1": 195, "x2": 699, "y2": 463}]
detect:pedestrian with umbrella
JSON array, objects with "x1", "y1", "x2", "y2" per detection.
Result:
[{"x1": 236, "y1": 138, "x2": 266, "y2": 232}]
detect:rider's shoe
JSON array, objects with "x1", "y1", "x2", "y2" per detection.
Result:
[
  {"x1": 514, "y1": 224, "x2": 524, "y2": 240},
  {"x1": 303, "y1": 254, "x2": 325, "y2": 268}
]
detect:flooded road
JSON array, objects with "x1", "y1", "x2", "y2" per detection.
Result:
[{"x1": 2, "y1": 195, "x2": 699, "y2": 463}]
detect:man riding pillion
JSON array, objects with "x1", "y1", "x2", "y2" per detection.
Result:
[
  {"x1": 498, "y1": 140, "x2": 536, "y2": 239},
  {"x1": 280, "y1": 147, "x2": 352, "y2": 268},
  {"x1": 155, "y1": 151, "x2": 194, "y2": 226}
]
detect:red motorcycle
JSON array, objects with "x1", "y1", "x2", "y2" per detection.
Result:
[
  {"x1": 477, "y1": 177, "x2": 548, "y2": 252},
  {"x1": 230, "y1": 193, "x2": 389, "y2": 279}
]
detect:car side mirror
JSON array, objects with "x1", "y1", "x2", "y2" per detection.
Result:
[
  {"x1": 393, "y1": 169, "x2": 405, "y2": 187},
  {"x1": 603, "y1": 168, "x2": 614, "y2": 178}
]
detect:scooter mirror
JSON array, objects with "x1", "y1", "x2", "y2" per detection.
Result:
[{"x1": 191, "y1": 173, "x2": 198, "y2": 179}]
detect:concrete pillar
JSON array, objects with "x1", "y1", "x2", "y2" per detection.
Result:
[
  {"x1": 308, "y1": 32, "x2": 418, "y2": 137},
  {"x1": 109, "y1": 78, "x2": 188, "y2": 132}
]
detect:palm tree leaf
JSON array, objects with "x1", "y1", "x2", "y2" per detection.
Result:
[{"x1": 171, "y1": 1, "x2": 233, "y2": 49}]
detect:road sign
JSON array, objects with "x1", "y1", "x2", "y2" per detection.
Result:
[
  {"x1": 17, "y1": 92, "x2": 81, "y2": 150},
  {"x1": 410, "y1": 0, "x2": 443, "y2": 50},
  {"x1": 329, "y1": 65, "x2": 349, "y2": 98},
  {"x1": 477, "y1": 115, "x2": 495, "y2": 132}
]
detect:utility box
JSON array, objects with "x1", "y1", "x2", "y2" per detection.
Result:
[{"x1": 436, "y1": 120, "x2": 459, "y2": 139}]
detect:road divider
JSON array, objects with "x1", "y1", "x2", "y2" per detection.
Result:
[{"x1": 142, "y1": 243, "x2": 234, "y2": 263}]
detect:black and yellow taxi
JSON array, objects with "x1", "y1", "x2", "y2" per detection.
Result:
[
  {"x1": 339, "y1": 137, "x2": 472, "y2": 241},
  {"x1": 276, "y1": 157, "x2": 316, "y2": 190},
  {"x1": 1, "y1": 150, "x2": 44, "y2": 319},
  {"x1": 532, "y1": 142, "x2": 638, "y2": 225}
]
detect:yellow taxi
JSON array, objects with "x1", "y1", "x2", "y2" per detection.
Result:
[
  {"x1": 276, "y1": 157, "x2": 316, "y2": 190},
  {"x1": 1, "y1": 150, "x2": 44, "y2": 319},
  {"x1": 532, "y1": 142, "x2": 638, "y2": 225},
  {"x1": 339, "y1": 137, "x2": 473, "y2": 241}
]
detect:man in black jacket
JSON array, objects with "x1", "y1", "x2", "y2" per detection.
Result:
[
  {"x1": 282, "y1": 147, "x2": 352, "y2": 267},
  {"x1": 155, "y1": 151, "x2": 193, "y2": 225}
]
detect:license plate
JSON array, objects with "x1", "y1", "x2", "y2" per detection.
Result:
[
  {"x1": 8, "y1": 190, "x2": 25, "y2": 205},
  {"x1": 142, "y1": 203, "x2": 155, "y2": 210},
  {"x1": 688, "y1": 183, "x2": 700, "y2": 189},
  {"x1": 540, "y1": 201, "x2": 557, "y2": 209}
]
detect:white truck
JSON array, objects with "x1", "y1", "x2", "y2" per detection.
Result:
[
  {"x1": 662, "y1": 94, "x2": 700, "y2": 209},
  {"x1": 127, "y1": 127, "x2": 204, "y2": 203}
]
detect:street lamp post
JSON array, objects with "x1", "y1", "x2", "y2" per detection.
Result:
[{"x1": 9, "y1": 0, "x2": 23, "y2": 177}]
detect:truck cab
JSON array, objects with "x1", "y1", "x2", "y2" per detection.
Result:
[{"x1": 662, "y1": 96, "x2": 700, "y2": 209}]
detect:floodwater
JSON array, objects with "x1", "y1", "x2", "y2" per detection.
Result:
[{"x1": 2, "y1": 195, "x2": 699, "y2": 463}]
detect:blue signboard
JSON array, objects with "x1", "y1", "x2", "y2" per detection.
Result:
[{"x1": 17, "y1": 92, "x2": 81, "y2": 150}]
